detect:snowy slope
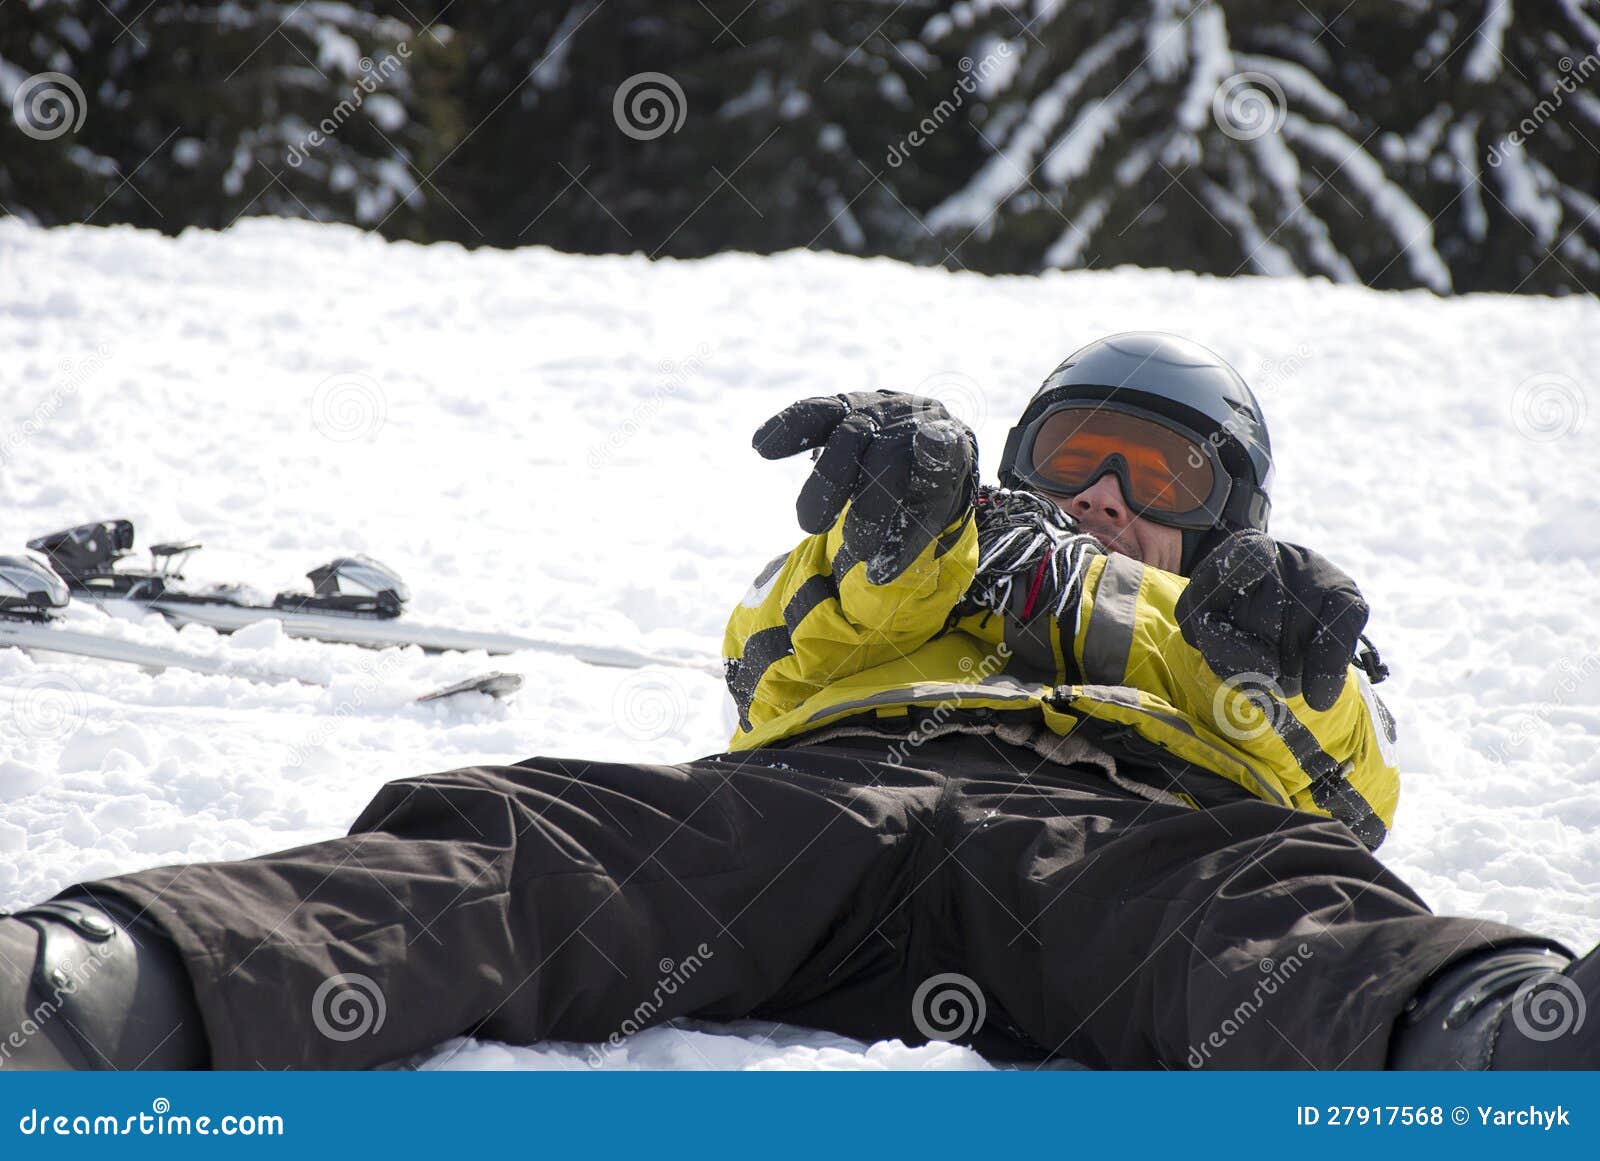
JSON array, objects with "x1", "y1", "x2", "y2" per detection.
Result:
[{"x1": 1, "y1": 219, "x2": 1597, "y2": 1069}]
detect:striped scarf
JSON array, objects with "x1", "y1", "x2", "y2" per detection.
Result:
[{"x1": 954, "y1": 486, "x2": 1105, "y2": 632}]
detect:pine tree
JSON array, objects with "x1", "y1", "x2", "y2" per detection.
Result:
[
  {"x1": 436, "y1": 0, "x2": 981, "y2": 257},
  {"x1": 1353, "y1": 0, "x2": 1600, "y2": 294},
  {"x1": 1, "y1": 0, "x2": 454, "y2": 234},
  {"x1": 927, "y1": 0, "x2": 1462, "y2": 290},
  {"x1": 926, "y1": 0, "x2": 1600, "y2": 293}
]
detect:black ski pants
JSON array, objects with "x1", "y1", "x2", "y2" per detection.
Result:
[{"x1": 71, "y1": 731, "x2": 1571, "y2": 1069}]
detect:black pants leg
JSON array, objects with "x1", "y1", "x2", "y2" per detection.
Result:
[
  {"x1": 72, "y1": 749, "x2": 947, "y2": 1068},
  {"x1": 905, "y1": 734, "x2": 1575, "y2": 1069},
  {"x1": 68, "y1": 735, "x2": 1573, "y2": 1069}
]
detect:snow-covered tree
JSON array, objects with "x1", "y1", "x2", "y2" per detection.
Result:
[
  {"x1": 4, "y1": 0, "x2": 1598, "y2": 294},
  {"x1": 924, "y1": 0, "x2": 1455, "y2": 289},
  {"x1": 0, "y1": 1, "x2": 452, "y2": 234},
  {"x1": 1356, "y1": 0, "x2": 1600, "y2": 294},
  {"x1": 924, "y1": 0, "x2": 1600, "y2": 294},
  {"x1": 438, "y1": 0, "x2": 981, "y2": 256}
]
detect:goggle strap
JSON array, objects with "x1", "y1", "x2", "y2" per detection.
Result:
[{"x1": 1000, "y1": 424, "x2": 1025, "y2": 483}]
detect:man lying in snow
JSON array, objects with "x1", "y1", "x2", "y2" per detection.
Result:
[{"x1": 2, "y1": 333, "x2": 1595, "y2": 1070}]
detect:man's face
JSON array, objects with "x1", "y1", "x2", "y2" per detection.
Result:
[{"x1": 1047, "y1": 473, "x2": 1185, "y2": 574}]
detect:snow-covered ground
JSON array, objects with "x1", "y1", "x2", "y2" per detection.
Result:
[{"x1": 1, "y1": 218, "x2": 1597, "y2": 1069}]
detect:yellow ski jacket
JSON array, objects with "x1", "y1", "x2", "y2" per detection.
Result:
[{"x1": 722, "y1": 500, "x2": 1400, "y2": 850}]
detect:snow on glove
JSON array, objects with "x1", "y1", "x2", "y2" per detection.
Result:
[
  {"x1": 1174, "y1": 530, "x2": 1369, "y2": 713},
  {"x1": 752, "y1": 390, "x2": 979, "y2": 584}
]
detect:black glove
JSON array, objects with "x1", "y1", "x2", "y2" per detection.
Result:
[
  {"x1": 752, "y1": 390, "x2": 978, "y2": 584},
  {"x1": 1174, "y1": 530, "x2": 1368, "y2": 713}
]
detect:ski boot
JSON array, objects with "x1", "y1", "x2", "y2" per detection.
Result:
[
  {"x1": 0, "y1": 896, "x2": 208, "y2": 1070},
  {"x1": 1388, "y1": 940, "x2": 1598, "y2": 1069}
]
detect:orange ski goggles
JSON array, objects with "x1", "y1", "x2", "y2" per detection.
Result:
[{"x1": 1007, "y1": 405, "x2": 1232, "y2": 530}]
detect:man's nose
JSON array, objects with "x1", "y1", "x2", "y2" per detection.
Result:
[{"x1": 1068, "y1": 473, "x2": 1132, "y2": 527}]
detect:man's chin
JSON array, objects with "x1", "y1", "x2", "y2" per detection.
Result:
[{"x1": 1093, "y1": 533, "x2": 1150, "y2": 566}]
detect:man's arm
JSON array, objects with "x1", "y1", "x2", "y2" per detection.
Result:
[
  {"x1": 721, "y1": 503, "x2": 978, "y2": 735},
  {"x1": 1065, "y1": 550, "x2": 1401, "y2": 847},
  {"x1": 952, "y1": 523, "x2": 1400, "y2": 847},
  {"x1": 726, "y1": 389, "x2": 982, "y2": 736}
]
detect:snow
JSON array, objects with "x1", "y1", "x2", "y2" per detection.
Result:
[
  {"x1": 927, "y1": 24, "x2": 1139, "y2": 233},
  {"x1": 1282, "y1": 114, "x2": 1455, "y2": 293},
  {"x1": 1463, "y1": 0, "x2": 1512, "y2": 84},
  {"x1": 1491, "y1": 139, "x2": 1562, "y2": 248},
  {"x1": 2, "y1": 218, "x2": 1599, "y2": 1069}
]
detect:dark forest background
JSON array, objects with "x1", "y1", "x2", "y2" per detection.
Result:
[{"x1": 4, "y1": 0, "x2": 1599, "y2": 294}]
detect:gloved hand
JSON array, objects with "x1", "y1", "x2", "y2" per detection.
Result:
[
  {"x1": 752, "y1": 391, "x2": 978, "y2": 584},
  {"x1": 1174, "y1": 530, "x2": 1368, "y2": 712}
]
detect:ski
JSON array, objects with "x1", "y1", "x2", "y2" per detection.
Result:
[
  {"x1": 28, "y1": 519, "x2": 718, "y2": 676},
  {"x1": 90, "y1": 596, "x2": 713, "y2": 672},
  {"x1": 0, "y1": 554, "x2": 522, "y2": 703},
  {"x1": 416, "y1": 671, "x2": 524, "y2": 703}
]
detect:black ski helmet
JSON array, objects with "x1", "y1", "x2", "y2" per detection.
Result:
[{"x1": 998, "y1": 332, "x2": 1274, "y2": 573}]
